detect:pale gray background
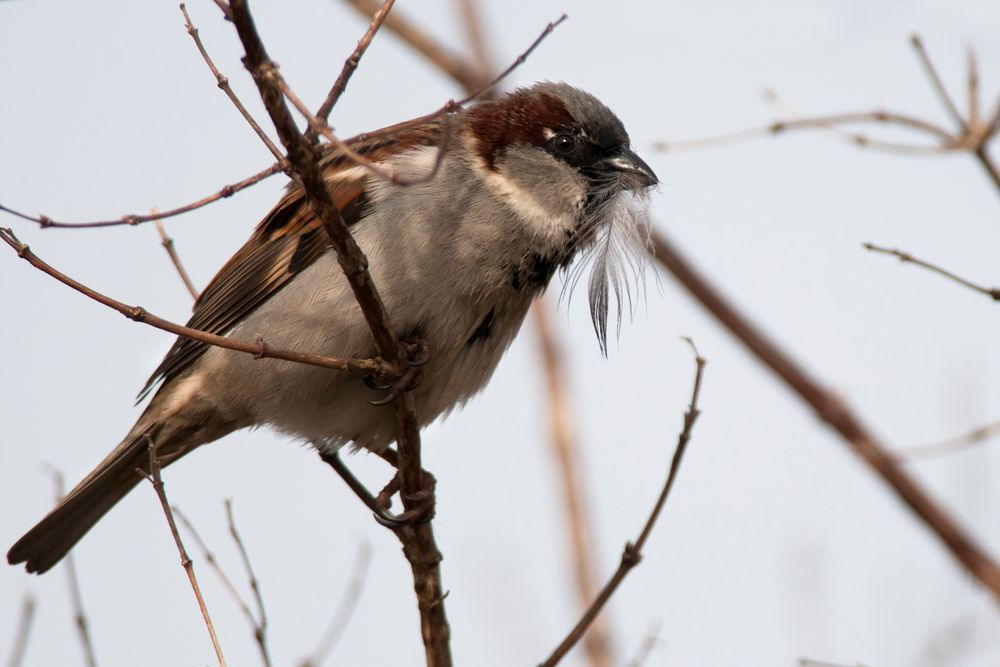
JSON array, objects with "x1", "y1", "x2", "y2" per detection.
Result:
[{"x1": 2, "y1": 1, "x2": 999, "y2": 665}]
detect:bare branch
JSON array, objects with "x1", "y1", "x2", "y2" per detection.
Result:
[
  {"x1": 152, "y1": 211, "x2": 200, "y2": 301},
  {"x1": 224, "y1": 499, "x2": 271, "y2": 667},
  {"x1": 180, "y1": 4, "x2": 286, "y2": 164},
  {"x1": 4, "y1": 595, "x2": 35, "y2": 667},
  {"x1": 138, "y1": 438, "x2": 227, "y2": 667},
  {"x1": 453, "y1": 0, "x2": 493, "y2": 86},
  {"x1": 0, "y1": 228, "x2": 384, "y2": 375},
  {"x1": 300, "y1": 540, "x2": 374, "y2": 667},
  {"x1": 45, "y1": 467, "x2": 99, "y2": 667},
  {"x1": 649, "y1": 228, "x2": 1000, "y2": 600},
  {"x1": 343, "y1": 0, "x2": 490, "y2": 93},
  {"x1": 863, "y1": 243, "x2": 1000, "y2": 301},
  {"x1": 622, "y1": 620, "x2": 663, "y2": 667},
  {"x1": 541, "y1": 342, "x2": 706, "y2": 667},
  {"x1": 312, "y1": 0, "x2": 396, "y2": 128},
  {"x1": 654, "y1": 110, "x2": 955, "y2": 155},
  {"x1": 898, "y1": 419, "x2": 1000, "y2": 461},
  {"x1": 910, "y1": 34, "x2": 966, "y2": 131},
  {"x1": 0, "y1": 162, "x2": 282, "y2": 229}
]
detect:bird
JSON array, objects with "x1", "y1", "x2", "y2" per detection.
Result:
[{"x1": 7, "y1": 81, "x2": 658, "y2": 574}]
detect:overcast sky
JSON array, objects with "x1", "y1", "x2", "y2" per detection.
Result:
[{"x1": 2, "y1": 1, "x2": 1000, "y2": 666}]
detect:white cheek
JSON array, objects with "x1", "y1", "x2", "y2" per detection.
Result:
[{"x1": 482, "y1": 169, "x2": 581, "y2": 239}]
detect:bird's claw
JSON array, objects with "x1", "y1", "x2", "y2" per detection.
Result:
[{"x1": 371, "y1": 472, "x2": 436, "y2": 527}]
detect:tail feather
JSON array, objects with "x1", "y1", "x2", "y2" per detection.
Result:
[{"x1": 8, "y1": 428, "x2": 157, "y2": 574}]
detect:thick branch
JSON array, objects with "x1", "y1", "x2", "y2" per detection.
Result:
[{"x1": 649, "y1": 229, "x2": 1000, "y2": 599}]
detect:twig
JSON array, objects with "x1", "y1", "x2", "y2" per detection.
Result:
[
  {"x1": 152, "y1": 210, "x2": 200, "y2": 301},
  {"x1": 46, "y1": 467, "x2": 99, "y2": 667},
  {"x1": 799, "y1": 659, "x2": 866, "y2": 667},
  {"x1": 0, "y1": 228, "x2": 384, "y2": 376},
  {"x1": 910, "y1": 34, "x2": 965, "y2": 130},
  {"x1": 4, "y1": 595, "x2": 35, "y2": 667},
  {"x1": 224, "y1": 499, "x2": 271, "y2": 667},
  {"x1": 863, "y1": 243, "x2": 1000, "y2": 301},
  {"x1": 532, "y1": 298, "x2": 612, "y2": 667},
  {"x1": 654, "y1": 110, "x2": 955, "y2": 154},
  {"x1": 649, "y1": 228, "x2": 1000, "y2": 600},
  {"x1": 173, "y1": 507, "x2": 260, "y2": 635},
  {"x1": 453, "y1": 0, "x2": 493, "y2": 89},
  {"x1": 340, "y1": 13, "x2": 567, "y2": 149},
  {"x1": 137, "y1": 438, "x2": 227, "y2": 667},
  {"x1": 173, "y1": 505, "x2": 271, "y2": 667},
  {"x1": 898, "y1": 419, "x2": 1000, "y2": 461},
  {"x1": 343, "y1": 0, "x2": 489, "y2": 93},
  {"x1": 311, "y1": 0, "x2": 396, "y2": 131},
  {"x1": 300, "y1": 540, "x2": 374, "y2": 667},
  {"x1": 180, "y1": 4, "x2": 286, "y2": 164},
  {"x1": 0, "y1": 162, "x2": 282, "y2": 229},
  {"x1": 540, "y1": 341, "x2": 706, "y2": 667}
]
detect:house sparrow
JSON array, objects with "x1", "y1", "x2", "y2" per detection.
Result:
[{"x1": 8, "y1": 82, "x2": 657, "y2": 573}]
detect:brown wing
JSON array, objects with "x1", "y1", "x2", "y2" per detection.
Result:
[{"x1": 137, "y1": 121, "x2": 444, "y2": 401}]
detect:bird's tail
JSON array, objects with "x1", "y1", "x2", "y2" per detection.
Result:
[{"x1": 7, "y1": 424, "x2": 162, "y2": 574}]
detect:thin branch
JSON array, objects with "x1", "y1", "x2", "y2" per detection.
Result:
[
  {"x1": 137, "y1": 438, "x2": 227, "y2": 667},
  {"x1": 340, "y1": 13, "x2": 567, "y2": 149},
  {"x1": 0, "y1": 162, "x2": 282, "y2": 229},
  {"x1": 300, "y1": 540, "x2": 374, "y2": 667},
  {"x1": 899, "y1": 419, "x2": 1000, "y2": 461},
  {"x1": 224, "y1": 499, "x2": 271, "y2": 667},
  {"x1": 45, "y1": 467, "x2": 98, "y2": 667},
  {"x1": 532, "y1": 298, "x2": 613, "y2": 667},
  {"x1": 180, "y1": 4, "x2": 286, "y2": 164},
  {"x1": 152, "y1": 210, "x2": 200, "y2": 301},
  {"x1": 910, "y1": 34, "x2": 965, "y2": 131},
  {"x1": 863, "y1": 243, "x2": 1000, "y2": 301},
  {"x1": 654, "y1": 110, "x2": 955, "y2": 154},
  {"x1": 4, "y1": 595, "x2": 35, "y2": 667},
  {"x1": 453, "y1": 0, "x2": 493, "y2": 88},
  {"x1": 343, "y1": 0, "x2": 490, "y2": 93},
  {"x1": 967, "y1": 48, "x2": 980, "y2": 128},
  {"x1": 799, "y1": 659, "x2": 866, "y2": 667},
  {"x1": 541, "y1": 341, "x2": 706, "y2": 667},
  {"x1": 0, "y1": 228, "x2": 384, "y2": 376},
  {"x1": 312, "y1": 0, "x2": 396, "y2": 128},
  {"x1": 649, "y1": 228, "x2": 1000, "y2": 600},
  {"x1": 173, "y1": 507, "x2": 260, "y2": 634}
]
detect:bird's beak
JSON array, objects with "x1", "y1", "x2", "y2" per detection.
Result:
[{"x1": 601, "y1": 147, "x2": 658, "y2": 189}]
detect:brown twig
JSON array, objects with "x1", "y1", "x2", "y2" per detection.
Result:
[
  {"x1": 649, "y1": 229, "x2": 1000, "y2": 599},
  {"x1": 172, "y1": 506, "x2": 262, "y2": 643},
  {"x1": 898, "y1": 419, "x2": 1000, "y2": 461},
  {"x1": 180, "y1": 4, "x2": 286, "y2": 164},
  {"x1": 910, "y1": 34, "x2": 965, "y2": 131},
  {"x1": 532, "y1": 297, "x2": 612, "y2": 667},
  {"x1": 0, "y1": 162, "x2": 282, "y2": 229},
  {"x1": 863, "y1": 243, "x2": 1000, "y2": 301},
  {"x1": 4, "y1": 595, "x2": 35, "y2": 667},
  {"x1": 540, "y1": 341, "x2": 706, "y2": 667},
  {"x1": 343, "y1": 0, "x2": 490, "y2": 93},
  {"x1": 311, "y1": 0, "x2": 396, "y2": 131},
  {"x1": 453, "y1": 0, "x2": 493, "y2": 89},
  {"x1": 300, "y1": 540, "x2": 374, "y2": 667},
  {"x1": 799, "y1": 659, "x2": 866, "y2": 667},
  {"x1": 137, "y1": 438, "x2": 227, "y2": 667},
  {"x1": 152, "y1": 210, "x2": 200, "y2": 301},
  {"x1": 45, "y1": 467, "x2": 99, "y2": 667},
  {"x1": 224, "y1": 499, "x2": 271, "y2": 667},
  {"x1": 0, "y1": 227, "x2": 384, "y2": 375}
]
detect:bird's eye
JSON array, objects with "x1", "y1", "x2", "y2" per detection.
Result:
[{"x1": 552, "y1": 133, "x2": 576, "y2": 155}]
